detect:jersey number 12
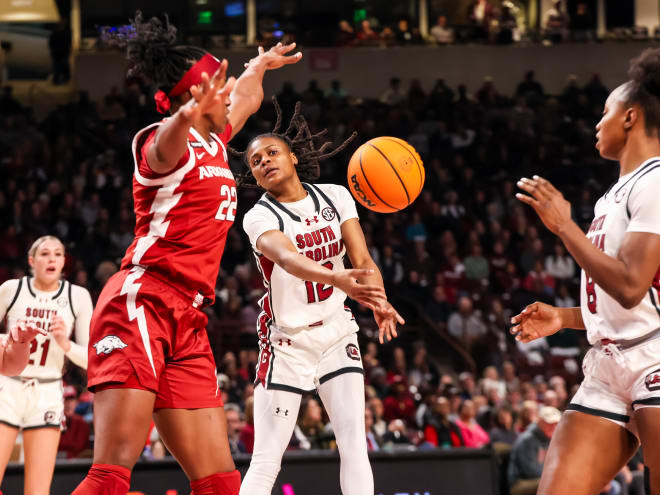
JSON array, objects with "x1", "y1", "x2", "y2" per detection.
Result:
[{"x1": 305, "y1": 262, "x2": 334, "y2": 303}]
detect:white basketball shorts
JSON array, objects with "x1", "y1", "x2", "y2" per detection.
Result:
[{"x1": 0, "y1": 376, "x2": 64, "y2": 429}]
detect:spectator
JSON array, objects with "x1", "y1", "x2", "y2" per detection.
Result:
[
  {"x1": 516, "y1": 70, "x2": 545, "y2": 101},
  {"x1": 489, "y1": 405, "x2": 517, "y2": 445},
  {"x1": 382, "y1": 419, "x2": 413, "y2": 448},
  {"x1": 337, "y1": 20, "x2": 356, "y2": 46},
  {"x1": 523, "y1": 259, "x2": 556, "y2": 297},
  {"x1": 57, "y1": 386, "x2": 91, "y2": 459},
  {"x1": 463, "y1": 243, "x2": 489, "y2": 282},
  {"x1": 468, "y1": 0, "x2": 495, "y2": 42},
  {"x1": 383, "y1": 376, "x2": 416, "y2": 424},
  {"x1": 430, "y1": 16, "x2": 454, "y2": 45},
  {"x1": 448, "y1": 296, "x2": 487, "y2": 349},
  {"x1": 455, "y1": 399, "x2": 490, "y2": 448},
  {"x1": 423, "y1": 397, "x2": 464, "y2": 448},
  {"x1": 357, "y1": 20, "x2": 380, "y2": 45},
  {"x1": 496, "y1": 5, "x2": 517, "y2": 44},
  {"x1": 368, "y1": 396, "x2": 388, "y2": 438},
  {"x1": 239, "y1": 396, "x2": 255, "y2": 453},
  {"x1": 380, "y1": 77, "x2": 406, "y2": 106},
  {"x1": 572, "y1": 2, "x2": 594, "y2": 42},
  {"x1": 365, "y1": 407, "x2": 382, "y2": 451},
  {"x1": 295, "y1": 397, "x2": 333, "y2": 450},
  {"x1": 49, "y1": 21, "x2": 71, "y2": 85},
  {"x1": 225, "y1": 403, "x2": 246, "y2": 454},
  {"x1": 508, "y1": 406, "x2": 561, "y2": 495},
  {"x1": 516, "y1": 400, "x2": 539, "y2": 433},
  {"x1": 545, "y1": 243, "x2": 575, "y2": 280},
  {"x1": 543, "y1": 0, "x2": 569, "y2": 43},
  {"x1": 427, "y1": 285, "x2": 451, "y2": 324}
]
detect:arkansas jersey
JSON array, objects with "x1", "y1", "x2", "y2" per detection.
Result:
[
  {"x1": 581, "y1": 157, "x2": 660, "y2": 343},
  {"x1": 0, "y1": 277, "x2": 93, "y2": 379},
  {"x1": 243, "y1": 183, "x2": 359, "y2": 328},
  {"x1": 121, "y1": 123, "x2": 236, "y2": 299}
]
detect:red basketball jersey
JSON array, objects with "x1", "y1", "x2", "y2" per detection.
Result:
[{"x1": 121, "y1": 122, "x2": 236, "y2": 300}]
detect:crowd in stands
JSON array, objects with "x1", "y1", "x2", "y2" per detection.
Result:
[
  {"x1": 333, "y1": 0, "x2": 597, "y2": 47},
  {"x1": 0, "y1": 61, "x2": 643, "y2": 492}
]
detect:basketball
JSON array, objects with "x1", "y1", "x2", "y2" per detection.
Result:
[{"x1": 347, "y1": 137, "x2": 425, "y2": 213}]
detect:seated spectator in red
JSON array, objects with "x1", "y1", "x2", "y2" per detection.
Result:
[
  {"x1": 337, "y1": 20, "x2": 356, "y2": 46},
  {"x1": 357, "y1": 20, "x2": 380, "y2": 45},
  {"x1": 58, "y1": 386, "x2": 90, "y2": 459},
  {"x1": 523, "y1": 259, "x2": 556, "y2": 296},
  {"x1": 455, "y1": 399, "x2": 490, "y2": 448},
  {"x1": 424, "y1": 397, "x2": 464, "y2": 448},
  {"x1": 383, "y1": 376, "x2": 416, "y2": 424}
]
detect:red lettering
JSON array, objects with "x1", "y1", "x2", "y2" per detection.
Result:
[
  {"x1": 304, "y1": 233, "x2": 314, "y2": 247},
  {"x1": 326, "y1": 226, "x2": 336, "y2": 241},
  {"x1": 26, "y1": 308, "x2": 31, "y2": 317},
  {"x1": 329, "y1": 242, "x2": 339, "y2": 257},
  {"x1": 312, "y1": 230, "x2": 322, "y2": 246},
  {"x1": 314, "y1": 248, "x2": 322, "y2": 261},
  {"x1": 305, "y1": 251, "x2": 314, "y2": 260},
  {"x1": 295, "y1": 234, "x2": 305, "y2": 249}
]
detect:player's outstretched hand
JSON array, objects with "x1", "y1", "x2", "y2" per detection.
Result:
[
  {"x1": 331, "y1": 269, "x2": 386, "y2": 310},
  {"x1": 510, "y1": 302, "x2": 563, "y2": 343},
  {"x1": 244, "y1": 42, "x2": 302, "y2": 70},
  {"x1": 515, "y1": 175, "x2": 572, "y2": 235},
  {"x1": 50, "y1": 315, "x2": 71, "y2": 352},
  {"x1": 9, "y1": 319, "x2": 46, "y2": 345},
  {"x1": 182, "y1": 59, "x2": 236, "y2": 122},
  {"x1": 372, "y1": 300, "x2": 405, "y2": 344}
]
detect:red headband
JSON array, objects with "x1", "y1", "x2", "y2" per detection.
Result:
[{"x1": 154, "y1": 53, "x2": 222, "y2": 114}]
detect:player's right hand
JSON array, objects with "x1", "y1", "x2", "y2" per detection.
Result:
[
  {"x1": 331, "y1": 269, "x2": 386, "y2": 310},
  {"x1": 9, "y1": 319, "x2": 46, "y2": 344},
  {"x1": 510, "y1": 302, "x2": 563, "y2": 343},
  {"x1": 182, "y1": 59, "x2": 236, "y2": 122}
]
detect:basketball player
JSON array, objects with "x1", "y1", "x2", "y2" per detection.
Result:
[
  {"x1": 236, "y1": 102, "x2": 404, "y2": 495},
  {"x1": 0, "y1": 235, "x2": 93, "y2": 495},
  {"x1": 72, "y1": 12, "x2": 302, "y2": 495},
  {"x1": 512, "y1": 48, "x2": 660, "y2": 494}
]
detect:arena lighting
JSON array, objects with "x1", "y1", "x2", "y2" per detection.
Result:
[{"x1": 0, "y1": 0, "x2": 60, "y2": 22}]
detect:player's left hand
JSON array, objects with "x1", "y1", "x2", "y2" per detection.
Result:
[
  {"x1": 50, "y1": 315, "x2": 71, "y2": 352},
  {"x1": 516, "y1": 175, "x2": 572, "y2": 235},
  {"x1": 9, "y1": 319, "x2": 46, "y2": 344},
  {"x1": 372, "y1": 300, "x2": 405, "y2": 344},
  {"x1": 244, "y1": 42, "x2": 302, "y2": 70}
]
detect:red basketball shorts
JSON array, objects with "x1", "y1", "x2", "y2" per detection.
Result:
[{"x1": 87, "y1": 266, "x2": 222, "y2": 409}]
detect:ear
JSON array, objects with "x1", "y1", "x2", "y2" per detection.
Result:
[
  {"x1": 28, "y1": 256, "x2": 34, "y2": 269},
  {"x1": 291, "y1": 152, "x2": 298, "y2": 165},
  {"x1": 623, "y1": 106, "x2": 637, "y2": 131}
]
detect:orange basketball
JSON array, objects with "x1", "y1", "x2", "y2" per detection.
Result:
[{"x1": 347, "y1": 137, "x2": 425, "y2": 213}]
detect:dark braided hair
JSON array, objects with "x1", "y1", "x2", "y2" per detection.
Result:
[
  {"x1": 626, "y1": 48, "x2": 660, "y2": 136},
  {"x1": 99, "y1": 11, "x2": 207, "y2": 96},
  {"x1": 230, "y1": 97, "x2": 357, "y2": 187}
]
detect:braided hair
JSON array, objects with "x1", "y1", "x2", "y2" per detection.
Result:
[
  {"x1": 230, "y1": 97, "x2": 357, "y2": 187},
  {"x1": 99, "y1": 11, "x2": 207, "y2": 96},
  {"x1": 626, "y1": 48, "x2": 660, "y2": 136}
]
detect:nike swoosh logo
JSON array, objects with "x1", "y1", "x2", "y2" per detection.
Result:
[{"x1": 196, "y1": 152, "x2": 205, "y2": 159}]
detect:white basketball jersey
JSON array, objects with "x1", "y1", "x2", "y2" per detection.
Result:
[
  {"x1": 581, "y1": 157, "x2": 660, "y2": 343},
  {"x1": 0, "y1": 277, "x2": 93, "y2": 379},
  {"x1": 243, "y1": 183, "x2": 359, "y2": 328}
]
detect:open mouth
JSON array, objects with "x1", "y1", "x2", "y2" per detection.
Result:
[{"x1": 46, "y1": 267, "x2": 57, "y2": 274}]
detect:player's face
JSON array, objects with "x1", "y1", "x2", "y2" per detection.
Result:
[
  {"x1": 595, "y1": 88, "x2": 628, "y2": 160},
  {"x1": 247, "y1": 136, "x2": 298, "y2": 190},
  {"x1": 29, "y1": 239, "x2": 65, "y2": 284}
]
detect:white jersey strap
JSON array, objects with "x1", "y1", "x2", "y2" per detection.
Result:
[
  {"x1": 264, "y1": 194, "x2": 301, "y2": 222},
  {"x1": 626, "y1": 162, "x2": 660, "y2": 218},
  {"x1": 6, "y1": 278, "x2": 23, "y2": 313},
  {"x1": 305, "y1": 183, "x2": 341, "y2": 222},
  {"x1": 256, "y1": 200, "x2": 284, "y2": 232},
  {"x1": 67, "y1": 281, "x2": 76, "y2": 321}
]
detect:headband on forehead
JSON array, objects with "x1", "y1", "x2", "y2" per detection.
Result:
[{"x1": 154, "y1": 53, "x2": 222, "y2": 114}]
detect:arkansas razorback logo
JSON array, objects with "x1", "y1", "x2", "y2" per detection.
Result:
[{"x1": 93, "y1": 335, "x2": 128, "y2": 356}]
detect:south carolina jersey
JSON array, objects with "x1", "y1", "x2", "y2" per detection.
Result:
[
  {"x1": 121, "y1": 123, "x2": 236, "y2": 300},
  {"x1": 581, "y1": 157, "x2": 660, "y2": 343},
  {"x1": 0, "y1": 277, "x2": 93, "y2": 379},
  {"x1": 243, "y1": 183, "x2": 359, "y2": 328}
]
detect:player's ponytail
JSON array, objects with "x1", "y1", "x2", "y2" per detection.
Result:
[
  {"x1": 100, "y1": 11, "x2": 211, "y2": 111},
  {"x1": 230, "y1": 97, "x2": 357, "y2": 187},
  {"x1": 627, "y1": 48, "x2": 660, "y2": 135}
]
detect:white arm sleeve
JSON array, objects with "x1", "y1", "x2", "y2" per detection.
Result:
[
  {"x1": 66, "y1": 285, "x2": 93, "y2": 369},
  {"x1": 0, "y1": 280, "x2": 19, "y2": 322},
  {"x1": 627, "y1": 169, "x2": 660, "y2": 235},
  {"x1": 243, "y1": 206, "x2": 281, "y2": 252},
  {"x1": 322, "y1": 184, "x2": 359, "y2": 224}
]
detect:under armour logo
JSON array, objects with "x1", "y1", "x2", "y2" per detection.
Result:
[
  {"x1": 278, "y1": 338, "x2": 292, "y2": 346},
  {"x1": 305, "y1": 216, "x2": 319, "y2": 226},
  {"x1": 275, "y1": 407, "x2": 289, "y2": 416}
]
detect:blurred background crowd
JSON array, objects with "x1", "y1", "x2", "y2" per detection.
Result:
[{"x1": 0, "y1": 42, "x2": 648, "y2": 494}]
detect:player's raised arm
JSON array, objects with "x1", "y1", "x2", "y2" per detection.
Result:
[
  {"x1": 0, "y1": 321, "x2": 46, "y2": 376},
  {"x1": 227, "y1": 43, "x2": 302, "y2": 140},
  {"x1": 341, "y1": 218, "x2": 405, "y2": 344},
  {"x1": 255, "y1": 229, "x2": 386, "y2": 310}
]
